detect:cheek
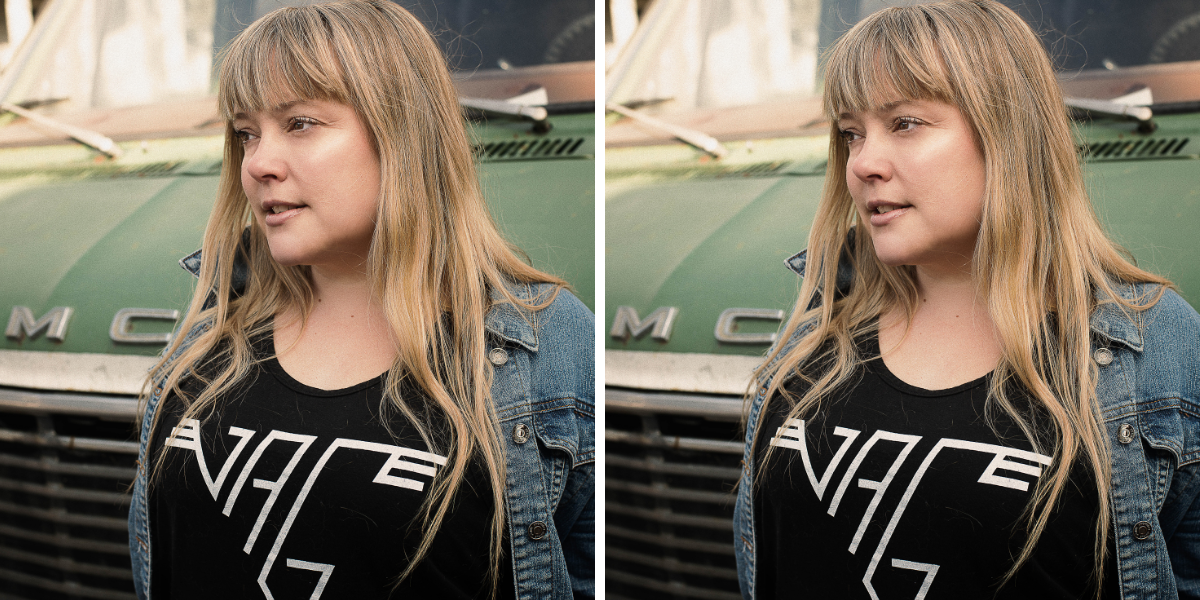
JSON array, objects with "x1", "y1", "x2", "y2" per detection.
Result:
[{"x1": 239, "y1": 163, "x2": 256, "y2": 199}]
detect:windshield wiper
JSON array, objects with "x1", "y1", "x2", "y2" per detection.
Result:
[
  {"x1": 459, "y1": 97, "x2": 551, "y2": 134},
  {"x1": 1065, "y1": 97, "x2": 1156, "y2": 133},
  {"x1": 0, "y1": 101, "x2": 123, "y2": 158},
  {"x1": 605, "y1": 102, "x2": 729, "y2": 159}
]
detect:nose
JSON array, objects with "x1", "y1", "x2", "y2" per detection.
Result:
[
  {"x1": 242, "y1": 134, "x2": 287, "y2": 184},
  {"x1": 847, "y1": 136, "x2": 892, "y2": 184}
]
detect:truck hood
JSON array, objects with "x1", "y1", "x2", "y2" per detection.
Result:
[
  {"x1": 606, "y1": 117, "x2": 1200, "y2": 392},
  {"x1": 0, "y1": 112, "x2": 594, "y2": 394}
]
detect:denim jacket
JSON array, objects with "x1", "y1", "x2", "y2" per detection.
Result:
[
  {"x1": 128, "y1": 251, "x2": 595, "y2": 600},
  {"x1": 734, "y1": 249, "x2": 1200, "y2": 600}
]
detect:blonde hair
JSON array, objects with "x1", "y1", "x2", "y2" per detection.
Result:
[
  {"x1": 752, "y1": 0, "x2": 1169, "y2": 592},
  {"x1": 142, "y1": 0, "x2": 563, "y2": 592}
]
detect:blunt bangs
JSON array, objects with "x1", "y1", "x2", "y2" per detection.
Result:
[
  {"x1": 823, "y1": 6, "x2": 957, "y2": 119},
  {"x1": 218, "y1": 8, "x2": 351, "y2": 121}
]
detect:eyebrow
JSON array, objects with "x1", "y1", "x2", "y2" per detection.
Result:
[
  {"x1": 839, "y1": 100, "x2": 910, "y2": 121},
  {"x1": 232, "y1": 100, "x2": 306, "y2": 121}
]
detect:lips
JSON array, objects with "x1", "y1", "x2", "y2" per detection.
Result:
[
  {"x1": 262, "y1": 200, "x2": 305, "y2": 226},
  {"x1": 866, "y1": 200, "x2": 910, "y2": 226}
]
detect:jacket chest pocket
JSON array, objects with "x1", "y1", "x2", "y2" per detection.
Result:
[
  {"x1": 1134, "y1": 405, "x2": 1200, "y2": 511},
  {"x1": 532, "y1": 401, "x2": 593, "y2": 502}
]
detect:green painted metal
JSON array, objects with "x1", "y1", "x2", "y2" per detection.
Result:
[
  {"x1": 606, "y1": 113, "x2": 1200, "y2": 356},
  {"x1": 0, "y1": 112, "x2": 594, "y2": 356}
]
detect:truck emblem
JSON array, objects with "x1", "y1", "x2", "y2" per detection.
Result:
[
  {"x1": 714, "y1": 308, "x2": 785, "y2": 344},
  {"x1": 5, "y1": 306, "x2": 73, "y2": 342},
  {"x1": 610, "y1": 306, "x2": 679, "y2": 342},
  {"x1": 110, "y1": 308, "x2": 181, "y2": 344}
]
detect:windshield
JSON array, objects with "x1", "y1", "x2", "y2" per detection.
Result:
[
  {"x1": 608, "y1": 0, "x2": 1200, "y2": 116},
  {"x1": 0, "y1": 0, "x2": 594, "y2": 113}
]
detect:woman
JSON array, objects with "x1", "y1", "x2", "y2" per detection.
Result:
[
  {"x1": 735, "y1": 1, "x2": 1200, "y2": 599},
  {"x1": 127, "y1": 2, "x2": 594, "y2": 599}
]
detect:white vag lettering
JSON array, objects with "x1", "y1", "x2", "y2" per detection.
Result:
[
  {"x1": 165, "y1": 419, "x2": 256, "y2": 501},
  {"x1": 218, "y1": 430, "x2": 318, "y2": 553},
  {"x1": 256, "y1": 439, "x2": 447, "y2": 600}
]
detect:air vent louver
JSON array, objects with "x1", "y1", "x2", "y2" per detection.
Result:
[
  {"x1": 1083, "y1": 138, "x2": 1189, "y2": 160},
  {"x1": 477, "y1": 137, "x2": 586, "y2": 161}
]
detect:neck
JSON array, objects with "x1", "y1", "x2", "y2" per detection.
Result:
[
  {"x1": 902, "y1": 261, "x2": 994, "y2": 337},
  {"x1": 912, "y1": 262, "x2": 978, "y2": 307}
]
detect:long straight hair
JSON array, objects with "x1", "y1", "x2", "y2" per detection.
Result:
[
  {"x1": 752, "y1": 0, "x2": 1169, "y2": 592},
  {"x1": 142, "y1": 1, "x2": 563, "y2": 592}
]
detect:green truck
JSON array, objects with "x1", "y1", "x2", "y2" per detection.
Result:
[
  {"x1": 605, "y1": 1, "x2": 1200, "y2": 598},
  {"x1": 0, "y1": 1, "x2": 594, "y2": 597}
]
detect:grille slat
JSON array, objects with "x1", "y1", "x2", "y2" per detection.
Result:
[
  {"x1": 0, "y1": 428, "x2": 139, "y2": 454},
  {"x1": 0, "y1": 453, "x2": 136, "y2": 479},
  {"x1": 606, "y1": 479, "x2": 734, "y2": 503},
  {"x1": 605, "y1": 569, "x2": 743, "y2": 600},
  {"x1": 607, "y1": 454, "x2": 741, "y2": 479},
  {"x1": 606, "y1": 525, "x2": 735, "y2": 555},
  {"x1": 607, "y1": 547, "x2": 739, "y2": 579},
  {"x1": 0, "y1": 498, "x2": 129, "y2": 530},
  {"x1": 0, "y1": 565, "x2": 134, "y2": 600},
  {"x1": 0, "y1": 523, "x2": 129, "y2": 555},
  {"x1": 0, "y1": 546, "x2": 131, "y2": 580},
  {"x1": 607, "y1": 503, "x2": 734, "y2": 530},
  {"x1": 0, "y1": 477, "x2": 130, "y2": 504},
  {"x1": 606, "y1": 430, "x2": 744, "y2": 454}
]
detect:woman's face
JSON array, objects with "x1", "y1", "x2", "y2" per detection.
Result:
[
  {"x1": 234, "y1": 98, "x2": 381, "y2": 270},
  {"x1": 839, "y1": 99, "x2": 986, "y2": 273}
]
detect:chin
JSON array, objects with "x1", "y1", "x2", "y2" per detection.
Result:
[
  {"x1": 264, "y1": 242, "x2": 309, "y2": 268},
  {"x1": 869, "y1": 242, "x2": 912, "y2": 268}
]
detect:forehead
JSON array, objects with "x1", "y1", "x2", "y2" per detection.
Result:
[{"x1": 231, "y1": 99, "x2": 308, "y2": 121}]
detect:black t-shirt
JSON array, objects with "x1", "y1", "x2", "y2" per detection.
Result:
[
  {"x1": 149, "y1": 335, "x2": 515, "y2": 600},
  {"x1": 754, "y1": 333, "x2": 1117, "y2": 599}
]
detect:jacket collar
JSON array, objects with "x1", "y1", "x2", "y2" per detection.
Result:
[
  {"x1": 785, "y1": 232, "x2": 1145, "y2": 353},
  {"x1": 180, "y1": 248, "x2": 540, "y2": 354}
]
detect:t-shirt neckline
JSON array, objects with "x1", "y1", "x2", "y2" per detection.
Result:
[{"x1": 866, "y1": 329, "x2": 991, "y2": 398}]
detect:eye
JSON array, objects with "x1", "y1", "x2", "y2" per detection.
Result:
[
  {"x1": 287, "y1": 116, "x2": 319, "y2": 133},
  {"x1": 892, "y1": 116, "x2": 923, "y2": 132},
  {"x1": 838, "y1": 128, "x2": 863, "y2": 144},
  {"x1": 233, "y1": 129, "x2": 258, "y2": 145}
]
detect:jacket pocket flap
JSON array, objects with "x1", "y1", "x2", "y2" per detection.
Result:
[
  {"x1": 1140, "y1": 408, "x2": 1190, "y2": 466},
  {"x1": 533, "y1": 400, "x2": 594, "y2": 468}
]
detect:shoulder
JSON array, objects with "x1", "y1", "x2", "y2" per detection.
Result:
[
  {"x1": 1102, "y1": 285, "x2": 1200, "y2": 405},
  {"x1": 529, "y1": 287, "x2": 595, "y2": 406},
  {"x1": 1142, "y1": 287, "x2": 1200, "y2": 335},
  {"x1": 488, "y1": 282, "x2": 594, "y2": 405},
  {"x1": 489, "y1": 282, "x2": 594, "y2": 348}
]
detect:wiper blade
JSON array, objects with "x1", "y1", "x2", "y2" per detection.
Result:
[
  {"x1": 1065, "y1": 97, "x2": 1155, "y2": 133},
  {"x1": 605, "y1": 102, "x2": 729, "y2": 159},
  {"x1": 0, "y1": 101, "x2": 123, "y2": 158},
  {"x1": 459, "y1": 97, "x2": 550, "y2": 133}
]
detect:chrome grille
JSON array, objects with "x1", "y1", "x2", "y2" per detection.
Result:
[
  {"x1": 0, "y1": 388, "x2": 139, "y2": 600},
  {"x1": 605, "y1": 388, "x2": 744, "y2": 600}
]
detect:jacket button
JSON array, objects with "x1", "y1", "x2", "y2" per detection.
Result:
[
  {"x1": 512, "y1": 423, "x2": 530, "y2": 444},
  {"x1": 527, "y1": 520, "x2": 547, "y2": 540},
  {"x1": 488, "y1": 348, "x2": 509, "y2": 366},
  {"x1": 1133, "y1": 520, "x2": 1153, "y2": 540},
  {"x1": 1093, "y1": 347, "x2": 1114, "y2": 366},
  {"x1": 1117, "y1": 423, "x2": 1135, "y2": 444}
]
